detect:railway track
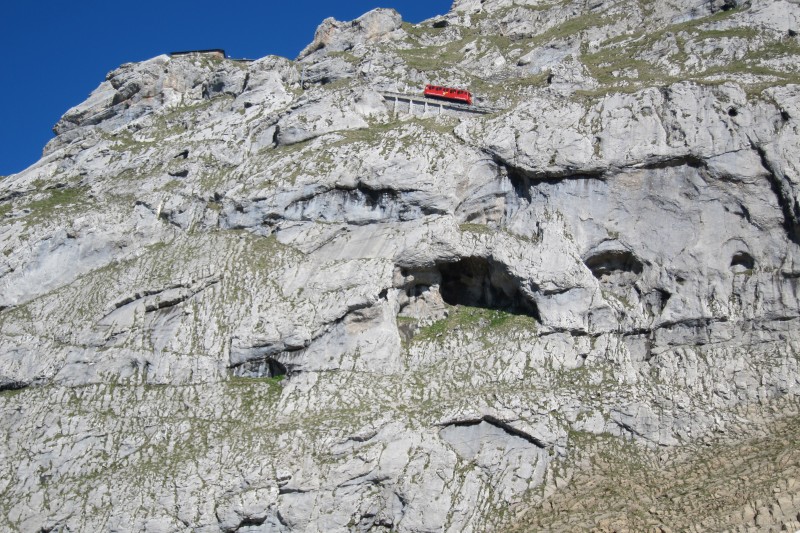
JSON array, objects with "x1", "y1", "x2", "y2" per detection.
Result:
[{"x1": 378, "y1": 91, "x2": 500, "y2": 115}]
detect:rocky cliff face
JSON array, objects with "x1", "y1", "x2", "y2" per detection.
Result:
[{"x1": 2, "y1": 0, "x2": 800, "y2": 531}]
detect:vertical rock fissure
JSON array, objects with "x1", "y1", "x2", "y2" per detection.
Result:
[{"x1": 752, "y1": 142, "x2": 800, "y2": 245}]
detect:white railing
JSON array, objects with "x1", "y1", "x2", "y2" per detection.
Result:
[{"x1": 378, "y1": 91, "x2": 500, "y2": 115}]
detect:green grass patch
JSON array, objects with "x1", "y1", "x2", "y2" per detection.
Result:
[
  {"x1": 21, "y1": 186, "x2": 92, "y2": 226},
  {"x1": 576, "y1": 3, "x2": 793, "y2": 96},
  {"x1": 326, "y1": 50, "x2": 360, "y2": 64},
  {"x1": 395, "y1": 39, "x2": 471, "y2": 73},
  {"x1": 692, "y1": 26, "x2": 759, "y2": 40},
  {"x1": 228, "y1": 374, "x2": 285, "y2": 385},
  {"x1": 333, "y1": 120, "x2": 400, "y2": 145},
  {"x1": 332, "y1": 118, "x2": 455, "y2": 152},
  {"x1": 532, "y1": 12, "x2": 622, "y2": 47},
  {"x1": 468, "y1": 71, "x2": 551, "y2": 105},
  {"x1": 413, "y1": 305, "x2": 537, "y2": 344},
  {"x1": 226, "y1": 375, "x2": 286, "y2": 412},
  {"x1": 0, "y1": 386, "x2": 29, "y2": 399},
  {"x1": 401, "y1": 21, "x2": 440, "y2": 41},
  {"x1": 26, "y1": 186, "x2": 87, "y2": 209}
]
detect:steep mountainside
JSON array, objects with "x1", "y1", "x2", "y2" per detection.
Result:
[{"x1": 2, "y1": 0, "x2": 800, "y2": 531}]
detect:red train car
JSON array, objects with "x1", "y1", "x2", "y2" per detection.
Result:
[{"x1": 423, "y1": 84, "x2": 473, "y2": 105}]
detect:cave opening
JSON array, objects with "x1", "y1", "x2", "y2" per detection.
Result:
[
  {"x1": 436, "y1": 256, "x2": 540, "y2": 320},
  {"x1": 232, "y1": 357, "x2": 288, "y2": 379},
  {"x1": 584, "y1": 250, "x2": 644, "y2": 279},
  {"x1": 267, "y1": 358, "x2": 287, "y2": 378},
  {"x1": 503, "y1": 164, "x2": 533, "y2": 201},
  {"x1": 730, "y1": 251, "x2": 755, "y2": 272}
]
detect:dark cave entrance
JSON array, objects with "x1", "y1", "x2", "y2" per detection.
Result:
[
  {"x1": 232, "y1": 357, "x2": 288, "y2": 379},
  {"x1": 584, "y1": 250, "x2": 644, "y2": 279},
  {"x1": 436, "y1": 256, "x2": 540, "y2": 320},
  {"x1": 730, "y1": 251, "x2": 755, "y2": 272},
  {"x1": 266, "y1": 358, "x2": 287, "y2": 378}
]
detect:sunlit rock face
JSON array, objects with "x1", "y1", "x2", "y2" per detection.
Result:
[{"x1": 2, "y1": 1, "x2": 800, "y2": 531}]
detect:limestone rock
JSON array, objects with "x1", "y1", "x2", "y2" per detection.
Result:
[
  {"x1": 2, "y1": 1, "x2": 800, "y2": 532},
  {"x1": 298, "y1": 8, "x2": 403, "y2": 60}
]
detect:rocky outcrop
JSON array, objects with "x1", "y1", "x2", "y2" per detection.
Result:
[
  {"x1": 2, "y1": 0, "x2": 800, "y2": 531},
  {"x1": 297, "y1": 8, "x2": 403, "y2": 60}
]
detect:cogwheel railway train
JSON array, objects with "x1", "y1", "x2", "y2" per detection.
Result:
[{"x1": 423, "y1": 84, "x2": 473, "y2": 105}]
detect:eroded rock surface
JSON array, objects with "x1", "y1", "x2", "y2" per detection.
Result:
[{"x1": 2, "y1": 1, "x2": 800, "y2": 531}]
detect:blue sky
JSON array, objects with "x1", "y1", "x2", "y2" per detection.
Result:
[{"x1": 0, "y1": 0, "x2": 453, "y2": 176}]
